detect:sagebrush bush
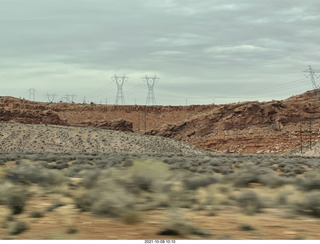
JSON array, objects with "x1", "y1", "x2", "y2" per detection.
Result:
[
  {"x1": 295, "y1": 191, "x2": 320, "y2": 218},
  {"x1": 7, "y1": 188, "x2": 28, "y2": 215},
  {"x1": 90, "y1": 187, "x2": 134, "y2": 217},
  {"x1": 122, "y1": 210, "x2": 143, "y2": 225},
  {"x1": 237, "y1": 190, "x2": 263, "y2": 215},
  {"x1": 29, "y1": 211, "x2": 44, "y2": 218},
  {"x1": 158, "y1": 208, "x2": 211, "y2": 237},
  {"x1": 299, "y1": 171, "x2": 320, "y2": 191},
  {"x1": 259, "y1": 173, "x2": 294, "y2": 188},
  {"x1": 183, "y1": 175, "x2": 219, "y2": 190},
  {"x1": 9, "y1": 220, "x2": 28, "y2": 235},
  {"x1": 6, "y1": 163, "x2": 67, "y2": 187},
  {"x1": 0, "y1": 182, "x2": 12, "y2": 205},
  {"x1": 230, "y1": 163, "x2": 273, "y2": 187},
  {"x1": 75, "y1": 192, "x2": 93, "y2": 212},
  {"x1": 129, "y1": 159, "x2": 171, "y2": 192},
  {"x1": 81, "y1": 169, "x2": 101, "y2": 188}
]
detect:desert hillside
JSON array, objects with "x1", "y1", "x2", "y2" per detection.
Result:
[
  {"x1": 0, "y1": 123, "x2": 205, "y2": 155},
  {"x1": 1, "y1": 90, "x2": 320, "y2": 154}
]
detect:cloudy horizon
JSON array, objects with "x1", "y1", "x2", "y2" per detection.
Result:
[{"x1": 1, "y1": 0, "x2": 319, "y2": 105}]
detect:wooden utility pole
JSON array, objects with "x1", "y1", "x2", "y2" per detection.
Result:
[{"x1": 298, "y1": 120, "x2": 313, "y2": 153}]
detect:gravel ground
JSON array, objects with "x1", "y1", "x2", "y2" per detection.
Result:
[{"x1": 0, "y1": 123, "x2": 207, "y2": 155}]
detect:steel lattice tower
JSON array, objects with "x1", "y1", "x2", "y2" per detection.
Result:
[
  {"x1": 304, "y1": 65, "x2": 320, "y2": 98},
  {"x1": 304, "y1": 65, "x2": 320, "y2": 89},
  {"x1": 143, "y1": 75, "x2": 159, "y2": 105},
  {"x1": 112, "y1": 74, "x2": 128, "y2": 105},
  {"x1": 28, "y1": 89, "x2": 36, "y2": 101},
  {"x1": 46, "y1": 93, "x2": 57, "y2": 103}
]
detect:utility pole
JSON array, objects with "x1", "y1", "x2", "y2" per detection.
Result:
[
  {"x1": 143, "y1": 75, "x2": 159, "y2": 105},
  {"x1": 45, "y1": 93, "x2": 57, "y2": 103},
  {"x1": 28, "y1": 89, "x2": 36, "y2": 101},
  {"x1": 304, "y1": 65, "x2": 320, "y2": 96},
  {"x1": 298, "y1": 121, "x2": 313, "y2": 153},
  {"x1": 112, "y1": 74, "x2": 128, "y2": 105}
]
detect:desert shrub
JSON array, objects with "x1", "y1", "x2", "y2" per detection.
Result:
[
  {"x1": 6, "y1": 188, "x2": 28, "y2": 215},
  {"x1": 129, "y1": 159, "x2": 171, "y2": 192},
  {"x1": 158, "y1": 208, "x2": 211, "y2": 237},
  {"x1": 282, "y1": 165, "x2": 293, "y2": 173},
  {"x1": 260, "y1": 173, "x2": 295, "y2": 188},
  {"x1": 90, "y1": 188, "x2": 134, "y2": 218},
  {"x1": 295, "y1": 191, "x2": 320, "y2": 218},
  {"x1": 299, "y1": 171, "x2": 320, "y2": 191},
  {"x1": 231, "y1": 164, "x2": 273, "y2": 187},
  {"x1": 47, "y1": 202, "x2": 65, "y2": 212},
  {"x1": 81, "y1": 170, "x2": 101, "y2": 188},
  {"x1": 183, "y1": 175, "x2": 219, "y2": 190},
  {"x1": 122, "y1": 211, "x2": 143, "y2": 225},
  {"x1": 63, "y1": 165, "x2": 96, "y2": 177},
  {"x1": 29, "y1": 211, "x2": 44, "y2": 218},
  {"x1": 236, "y1": 190, "x2": 263, "y2": 215},
  {"x1": 293, "y1": 167, "x2": 305, "y2": 175},
  {"x1": 239, "y1": 223, "x2": 256, "y2": 231},
  {"x1": 66, "y1": 227, "x2": 78, "y2": 234},
  {"x1": 9, "y1": 220, "x2": 28, "y2": 235},
  {"x1": 0, "y1": 159, "x2": 6, "y2": 166},
  {"x1": 6, "y1": 163, "x2": 67, "y2": 187},
  {"x1": 75, "y1": 192, "x2": 92, "y2": 212},
  {"x1": 0, "y1": 182, "x2": 12, "y2": 205},
  {"x1": 275, "y1": 185, "x2": 298, "y2": 206}
]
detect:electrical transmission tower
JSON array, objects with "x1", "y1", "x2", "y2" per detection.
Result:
[
  {"x1": 304, "y1": 65, "x2": 320, "y2": 98},
  {"x1": 143, "y1": 75, "x2": 159, "y2": 105},
  {"x1": 62, "y1": 94, "x2": 76, "y2": 103},
  {"x1": 28, "y1": 89, "x2": 36, "y2": 101},
  {"x1": 112, "y1": 74, "x2": 128, "y2": 105},
  {"x1": 304, "y1": 65, "x2": 320, "y2": 89},
  {"x1": 46, "y1": 93, "x2": 57, "y2": 103}
]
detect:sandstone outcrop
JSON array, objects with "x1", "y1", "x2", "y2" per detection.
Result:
[{"x1": 1, "y1": 90, "x2": 320, "y2": 154}]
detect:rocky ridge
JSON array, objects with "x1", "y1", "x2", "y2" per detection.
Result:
[{"x1": 1, "y1": 90, "x2": 320, "y2": 154}]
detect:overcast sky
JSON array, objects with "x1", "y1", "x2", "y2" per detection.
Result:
[{"x1": 1, "y1": 0, "x2": 320, "y2": 105}]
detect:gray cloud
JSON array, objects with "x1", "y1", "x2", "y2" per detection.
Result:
[{"x1": 0, "y1": 0, "x2": 319, "y2": 104}]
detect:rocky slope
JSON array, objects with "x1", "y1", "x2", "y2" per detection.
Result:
[
  {"x1": 0, "y1": 123, "x2": 205, "y2": 155},
  {"x1": 149, "y1": 90, "x2": 320, "y2": 154},
  {"x1": 1, "y1": 90, "x2": 320, "y2": 154}
]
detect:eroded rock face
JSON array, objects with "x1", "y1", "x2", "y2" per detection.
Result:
[
  {"x1": 2, "y1": 90, "x2": 320, "y2": 154},
  {"x1": 0, "y1": 97, "x2": 67, "y2": 125}
]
